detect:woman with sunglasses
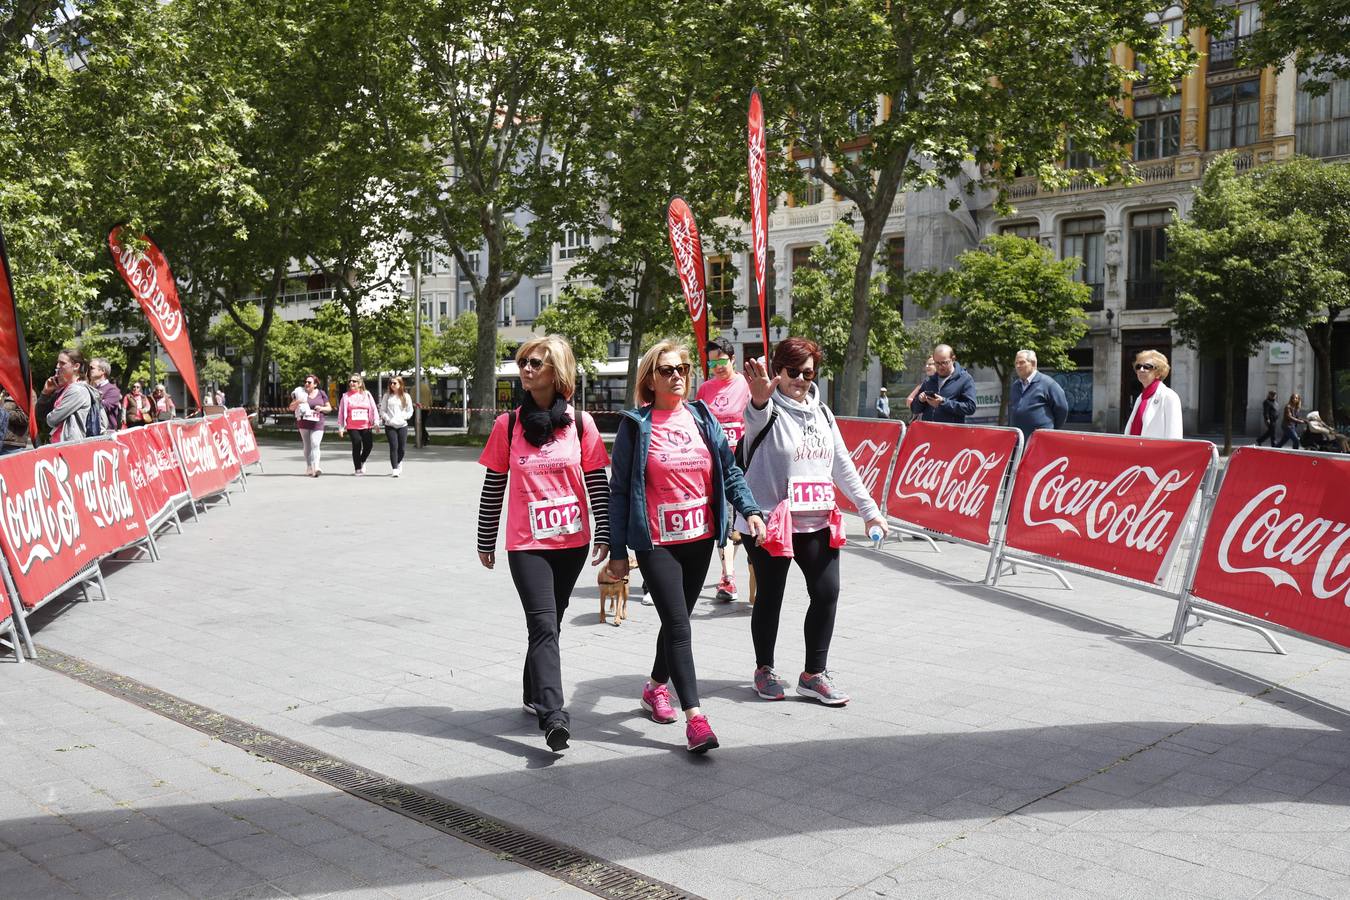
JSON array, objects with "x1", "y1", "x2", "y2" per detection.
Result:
[
  {"x1": 607, "y1": 341, "x2": 766, "y2": 753},
  {"x1": 477, "y1": 336, "x2": 611, "y2": 752},
  {"x1": 289, "y1": 375, "x2": 332, "y2": 476},
  {"x1": 338, "y1": 375, "x2": 381, "y2": 476},
  {"x1": 740, "y1": 337, "x2": 888, "y2": 707},
  {"x1": 1124, "y1": 349, "x2": 1181, "y2": 440},
  {"x1": 380, "y1": 376, "x2": 413, "y2": 477}
]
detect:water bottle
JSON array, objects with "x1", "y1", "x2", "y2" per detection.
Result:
[{"x1": 868, "y1": 525, "x2": 884, "y2": 549}]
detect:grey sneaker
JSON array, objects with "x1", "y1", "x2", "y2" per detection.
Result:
[
  {"x1": 796, "y1": 670, "x2": 850, "y2": 706},
  {"x1": 753, "y1": 666, "x2": 788, "y2": 701}
]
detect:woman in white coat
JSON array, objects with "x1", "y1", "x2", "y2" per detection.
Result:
[{"x1": 1124, "y1": 349, "x2": 1182, "y2": 439}]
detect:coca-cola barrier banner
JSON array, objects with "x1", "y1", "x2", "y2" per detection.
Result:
[
  {"x1": 833, "y1": 417, "x2": 904, "y2": 517},
  {"x1": 889, "y1": 420, "x2": 1020, "y2": 545},
  {"x1": 226, "y1": 408, "x2": 260, "y2": 467},
  {"x1": 1191, "y1": 448, "x2": 1350, "y2": 649},
  {"x1": 115, "y1": 423, "x2": 189, "y2": 523},
  {"x1": 1005, "y1": 431, "x2": 1212, "y2": 586},
  {"x1": 170, "y1": 417, "x2": 241, "y2": 501},
  {"x1": 0, "y1": 439, "x2": 147, "y2": 607}
]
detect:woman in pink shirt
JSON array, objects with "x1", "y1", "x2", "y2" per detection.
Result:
[
  {"x1": 606, "y1": 341, "x2": 766, "y2": 754},
  {"x1": 476, "y1": 336, "x2": 611, "y2": 752},
  {"x1": 338, "y1": 376, "x2": 381, "y2": 475}
]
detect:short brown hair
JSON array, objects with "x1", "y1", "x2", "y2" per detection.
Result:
[
  {"x1": 636, "y1": 340, "x2": 691, "y2": 405},
  {"x1": 771, "y1": 337, "x2": 822, "y2": 375}
]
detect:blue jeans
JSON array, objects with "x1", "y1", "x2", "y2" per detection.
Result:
[
  {"x1": 1275, "y1": 425, "x2": 1300, "y2": 449},
  {"x1": 0, "y1": 444, "x2": 27, "y2": 456}
]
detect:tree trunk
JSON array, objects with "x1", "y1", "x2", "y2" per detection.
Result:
[
  {"x1": 1307, "y1": 320, "x2": 1336, "y2": 430},
  {"x1": 1223, "y1": 343, "x2": 1234, "y2": 456},
  {"x1": 839, "y1": 201, "x2": 892, "y2": 418},
  {"x1": 624, "y1": 263, "x2": 659, "y2": 407},
  {"x1": 247, "y1": 330, "x2": 269, "y2": 411},
  {"x1": 468, "y1": 281, "x2": 502, "y2": 435},
  {"x1": 348, "y1": 295, "x2": 363, "y2": 376}
]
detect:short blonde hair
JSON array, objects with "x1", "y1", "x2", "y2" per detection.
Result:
[
  {"x1": 516, "y1": 334, "x2": 576, "y2": 400},
  {"x1": 636, "y1": 340, "x2": 692, "y2": 405},
  {"x1": 1134, "y1": 349, "x2": 1170, "y2": 381}
]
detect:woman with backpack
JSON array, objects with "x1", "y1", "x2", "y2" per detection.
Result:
[
  {"x1": 476, "y1": 335, "x2": 610, "y2": 753},
  {"x1": 36, "y1": 348, "x2": 104, "y2": 443},
  {"x1": 606, "y1": 340, "x2": 766, "y2": 754},
  {"x1": 739, "y1": 337, "x2": 888, "y2": 707}
]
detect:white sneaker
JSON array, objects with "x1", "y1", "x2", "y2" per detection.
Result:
[
  {"x1": 639, "y1": 586, "x2": 654, "y2": 606},
  {"x1": 355, "y1": 468, "x2": 365, "y2": 477},
  {"x1": 392, "y1": 467, "x2": 401, "y2": 477}
]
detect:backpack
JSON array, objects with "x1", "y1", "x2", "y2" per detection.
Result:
[{"x1": 83, "y1": 384, "x2": 106, "y2": 437}]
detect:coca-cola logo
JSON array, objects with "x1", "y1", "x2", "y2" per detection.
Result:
[
  {"x1": 1216, "y1": 484, "x2": 1350, "y2": 602},
  {"x1": 748, "y1": 109, "x2": 768, "y2": 306},
  {"x1": 0, "y1": 457, "x2": 80, "y2": 573},
  {"x1": 212, "y1": 428, "x2": 238, "y2": 466},
  {"x1": 72, "y1": 448, "x2": 136, "y2": 529},
  {"x1": 231, "y1": 417, "x2": 256, "y2": 452},
  {"x1": 895, "y1": 442, "x2": 1002, "y2": 516},
  {"x1": 849, "y1": 439, "x2": 892, "y2": 497},
  {"x1": 116, "y1": 244, "x2": 183, "y2": 342},
  {"x1": 667, "y1": 212, "x2": 705, "y2": 321},
  {"x1": 1021, "y1": 456, "x2": 1193, "y2": 553},
  {"x1": 177, "y1": 427, "x2": 220, "y2": 478}
]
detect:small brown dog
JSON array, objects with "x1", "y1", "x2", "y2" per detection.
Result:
[{"x1": 598, "y1": 557, "x2": 637, "y2": 626}]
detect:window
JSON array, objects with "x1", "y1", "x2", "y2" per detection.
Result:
[
  {"x1": 559, "y1": 228, "x2": 589, "y2": 261},
  {"x1": 1208, "y1": 81, "x2": 1260, "y2": 150},
  {"x1": 1134, "y1": 94, "x2": 1182, "y2": 160},
  {"x1": 792, "y1": 246, "x2": 816, "y2": 273},
  {"x1": 1137, "y1": 6, "x2": 1184, "y2": 81},
  {"x1": 1062, "y1": 217, "x2": 1105, "y2": 311},
  {"x1": 1065, "y1": 136, "x2": 1096, "y2": 170},
  {"x1": 419, "y1": 249, "x2": 434, "y2": 272},
  {"x1": 434, "y1": 292, "x2": 451, "y2": 325},
  {"x1": 460, "y1": 253, "x2": 479, "y2": 281},
  {"x1": 789, "y1": 159, "x2": 824, "y2": 207},
  {"x1": 707, "y1": 256, "x2": 736, "y2": 328},
  {"x1": 1000, "y1": 222, "x2": 1039, "y2": 240},
  {"x1": 501, "y1": 294, "x2": 516, "y2": 326},
  {"x1": 1209, "y1": 1, "x2": 1262, "y2": 71},
  {"x1": 848, "y1": 104, "x2": 876, "y2": 136},
  {"x1": 537, "y1": 289, "x2": 553, "y2": 312},
  {"x1": 748, "y1": 249, "x2": 776, "y2": 328},
  {"x1": 886, "y1": 237, "x2": 905, "y2": 293},
  {"x1": 420, "y1": 298, "x2": 434, "y2": 326},
  {"x1": 1128, "y1": 209, "x2": 1173, "y2": 309},
  {"x1": 1296, "y1": 75, "x2": 1350, "y2": 159},
  {"x1": 459, "y1": 291, "x2": 476, "y2": 315}
]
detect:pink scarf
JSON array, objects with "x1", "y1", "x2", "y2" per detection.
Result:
[{"x1": 1127, "y1": 380, "x2": 1161, "y2": 436}]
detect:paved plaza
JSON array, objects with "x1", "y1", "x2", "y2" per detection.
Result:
[{"x1": 5, "y1": 438, "x2": 1350, "y2": 899}]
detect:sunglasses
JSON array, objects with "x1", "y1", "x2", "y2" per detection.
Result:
[
  {"x1": 349, "y1": 379, "x2": 362, "y2": 384},
  {"x1": 655, "y1": 364, "x2": 691, "y2": 378},
  {"x1": 782, "y1": 366, "x2": 816, "y2": 381},
  {"x1": 708, "y1": 358, "x2": 730, "y2": 368},
  {"x1": 517, "y1": 357, "x2": 547, "y2": 371},
  {"x1": 1134, "y1": 363, "x2": 1156, "y2": 371}
]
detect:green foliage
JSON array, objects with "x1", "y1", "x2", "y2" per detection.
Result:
[
  {"x1": 789, "y1": 222, "x2": 908, "y2": 377},
  {"x1": 532, "y1": 287, "x2": 618, "y2": 374},
  {"x1": 437, "y1": 312, "x2": 509, "y2": 380},
  {"x1": 910, "y1": 235, "x2": 1089, "y2": 424},
  {"x1": 1241, "y1": 2, "x2": 1350, "y2": 96}
]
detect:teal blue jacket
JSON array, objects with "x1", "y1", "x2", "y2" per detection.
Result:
[{"x1": 608, "y1": 400, "x2": 762, "y2": 559}]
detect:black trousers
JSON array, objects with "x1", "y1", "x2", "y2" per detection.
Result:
[
  {"x1": 636, "y1": 539, "x2": 714, "y2": 710},
  {"x1": 744, "y1": 528, "x2": 841, "y2": 674},
  {"x1": 1255, "y1": 421, "x2": 1276, "y2": 446},
  {"x1": 348, "y1": 428, "x2": 373, "y2": 469},
  {"x1": 385, "y1": 425, "x2": 407, "y2": 467},
  {"x1": 508, "y1": 546, "x2": 588, "y2": 729}
]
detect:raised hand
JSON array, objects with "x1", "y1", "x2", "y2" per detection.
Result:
[{"x1": 744, "y1": 357, "x2": 780, "y2": 408}]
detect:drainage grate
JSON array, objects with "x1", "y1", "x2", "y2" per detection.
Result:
[{"x1": 35, "y1": 646, "x2": 700, "y2": 900}]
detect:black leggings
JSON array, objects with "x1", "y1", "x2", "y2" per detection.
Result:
[
  {"x1": 507, "y1": 546, "x2": 588, "y2": 729},
  {"x1": 348, "y1": 428, "x2": 373, "y2": 469},
  {"x1": 636, "y1": 539, "x2": 714, "y2": 710},
  {"x1": 386, "y1": 425, "x2": 407, "y2": 467},
  {"x1": 745, "y1": 528, "x2": 841, "y2": 674}
]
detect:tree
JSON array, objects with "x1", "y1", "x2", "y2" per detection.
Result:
[
  {"x1": 1246, "y1": 158, "x2": 1350, "y2": 430},
  {"x1": 789, "y1": 221, "x2": 908, "y2": 382},
  {"x1": 761, "y1": 0, "x2": 1225, "y2": 419},
  {"x1": 910, "y1": 235, "x2": 1089, "y2": 425},
  {"x1": 1242, "y1": 2, "x2": 1350, "y2": 95},
  {"x1": 533, "y1": 287, "x2": 620, "y2": 375}
]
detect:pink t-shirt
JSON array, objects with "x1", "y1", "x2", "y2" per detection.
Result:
[
  {"x1": 479, "y1": 407, "x2": 609, "y2": 552},
  {"x1": 696, "y1": 372, "x2": 751, "y2": 450},
  {"x1": 644, "y1": 405, "x2": 714, "y2": 546}
]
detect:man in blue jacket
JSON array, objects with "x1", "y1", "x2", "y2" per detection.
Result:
[
  {"x1": 1008, "y1": 349, "x2": 1069, "y2": 439},
  {"x1": 910, "y1": 344, "x2": 977, "y2": 423}
]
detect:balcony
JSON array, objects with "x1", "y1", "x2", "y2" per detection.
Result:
[
  {"x1": 1208, "y1": 34, "x2": 1252, "y2": 73},
  {"x1": 1126, "y1": 278, "x2": 1170, "y2": 310}
]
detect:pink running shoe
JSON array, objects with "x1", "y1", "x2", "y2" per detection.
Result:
[
  {"x1": 641, "y1": 681, "x2": 678, "y2": 724},
  {"x1": 685, "y1": 715, "x2": 719, "y2": 753}
]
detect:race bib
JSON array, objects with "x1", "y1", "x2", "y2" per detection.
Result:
[
  {"x1": 722, "y1": 421, "x2": 745, "y2": 450},
  {"x1": 528, "y1": 495, "x2": 583, "y2": 540},
  {"x1": 788, "y1": 477, "x2": 835, "y2": 513},
  {"x1": 349, "y1": 407, "x2": 370, "y2": 426},
  {"x1": 658, "y1": 497, "x2": 710, "y2": 543}
]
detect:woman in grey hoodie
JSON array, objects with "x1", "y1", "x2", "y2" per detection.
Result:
[{"x1": 740, "y1": 337, "x2": 888, "y2": 706}]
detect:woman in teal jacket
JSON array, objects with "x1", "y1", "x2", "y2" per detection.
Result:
[{"x1": 606, "y1": 340, "x2": 765, "y2": 753}]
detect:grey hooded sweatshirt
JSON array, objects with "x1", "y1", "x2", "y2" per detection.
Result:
[{"x1": 736, "y1": 382, "x2": 880, "y2": 533}]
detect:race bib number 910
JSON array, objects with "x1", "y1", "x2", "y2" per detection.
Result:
[
  {"x1": 788, "y1": 477, "x2": 835, "y2": 513},
  {"x1": 529, "y1": 495, "x2": 583, "y2": 540},
  {"x1": 658, "y1": 497, "x2": 710, "y2": 543}
]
